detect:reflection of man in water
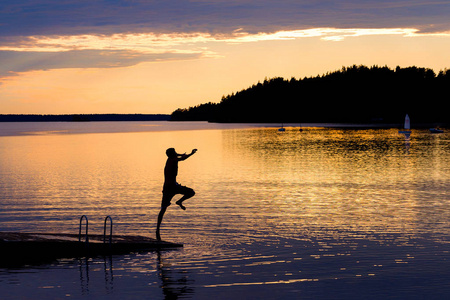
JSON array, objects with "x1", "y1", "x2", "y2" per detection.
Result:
[
  {"x1": 156, "y1": 250, "x2": 195, "y2": 298},
  {"x1": 156, "y1": 148, "x2": 197, "y2": 241}
]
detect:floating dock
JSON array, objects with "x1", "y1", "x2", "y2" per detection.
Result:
[{"x1": 0, "y1": 232, "x2": 182, "y2": 267}]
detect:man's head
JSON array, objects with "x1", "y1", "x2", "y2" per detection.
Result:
[{"x1": 166, "y1": 148, "x2": 177, "y2": 158}]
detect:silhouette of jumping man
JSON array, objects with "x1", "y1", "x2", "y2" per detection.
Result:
[{"x1": 156, "y1": 148, "x2": 197, "y2": 241}]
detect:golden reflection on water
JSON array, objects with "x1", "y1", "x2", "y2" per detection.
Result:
[
  {"x1": 0, "y1": 126, "x2": 449, "y2": 243},
  {"x1": 1, "y1": 125, "x2": 450, "y2": 298},
  {"x1": 0, "y1": 129, "x2": 226, "y2": 235},
  {"x1": 217, "y1": 128, "x2": 450, "y2": 241}
]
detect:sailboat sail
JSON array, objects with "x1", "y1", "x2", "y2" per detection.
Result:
[
  {"x1": 404, "y1": 114, "x2": 410, "y2": 130},
  {"x1": 399, "y1": 114, "x2": 411, "y2": 135}
]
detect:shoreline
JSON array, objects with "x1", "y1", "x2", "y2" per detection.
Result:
[
  {"x1": 1, "y1": 115, "x2": 447, "y2": 130},
  {"x1": 0, "y1": 114, "x2": 170, "y2": 122},
  {"x1": 0, "y1": 121, "x2": 446, "y2": 138}
]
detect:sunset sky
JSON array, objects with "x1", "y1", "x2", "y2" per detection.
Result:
[{"x1": 1, "y1": 1, "x2": 450, "y2": 114}]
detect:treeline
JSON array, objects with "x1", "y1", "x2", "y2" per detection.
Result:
[
  {"x1": 0, "y1": 114, "x2": 170, "y2": 122},
  {"x1": 171, "y1": 65, "x2": 450, "y2": 124}
]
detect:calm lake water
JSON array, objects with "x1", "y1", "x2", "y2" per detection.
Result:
[{"x1": 0, "y1": 121, "x2": 449, "y2": 299}]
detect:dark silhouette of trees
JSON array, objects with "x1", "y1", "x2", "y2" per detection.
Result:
[{"x1": 171, "y1": 65, "x2": 449, "y2": 125}]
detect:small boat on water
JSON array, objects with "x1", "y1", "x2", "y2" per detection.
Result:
[
  {"x1": 278, "y1": 123, "x2": 286, "y2": 132},
  {"x1": 430, "y1": 128, "x2": 444, "y2": 133},
  {"x1": 398, "y1": 114, "x2": 412, "y2": 135}
]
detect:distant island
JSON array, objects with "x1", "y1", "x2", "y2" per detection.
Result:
[
  {"x1": 0, "y1": 114, "x2": 170, "y2": 122},
  {"x1": 171, "y1": 65, "x2": 449, "y2": 126}
]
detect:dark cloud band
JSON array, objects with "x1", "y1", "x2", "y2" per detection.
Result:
[
  {"x1": 1, "y1": 0, "x2": 450, "y2": 37},
  {"x1": 0, "y1": 49, "x2": 202, "y2": 77}
]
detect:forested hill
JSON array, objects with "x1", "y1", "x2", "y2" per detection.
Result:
[{"x1": 171, "y1": 65, "x2": 449, "y2": 124}]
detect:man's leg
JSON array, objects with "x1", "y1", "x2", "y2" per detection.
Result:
[
  {"x1": 156, "y1": 193, "x2": 172, "y2": 241},
  {"x1": 175, "y1": 187, "x2": 195, "y2": 210},
  {"x1": 156, "y1": 206, "x2": 167, "y2": 241}
]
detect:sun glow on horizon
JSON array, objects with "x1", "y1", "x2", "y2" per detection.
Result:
[{"x1": 2, "y1": 26, "x2": 450, "y2": 114}]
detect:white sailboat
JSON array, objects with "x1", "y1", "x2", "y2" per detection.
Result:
[{"x1": 398, "y1": 114, "x2": 412, "y2": 135}]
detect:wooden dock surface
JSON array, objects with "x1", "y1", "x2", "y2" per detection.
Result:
[{"x1": 0, "y1": 232, "x2": 182, "y2": 267}]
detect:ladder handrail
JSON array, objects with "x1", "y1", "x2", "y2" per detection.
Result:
[
  {"x1": 79, "y1": 215, "x2": 89, "y2": 245},
  {"x1": 103, "y1": 216, "x2": 113, "y2": 245}
]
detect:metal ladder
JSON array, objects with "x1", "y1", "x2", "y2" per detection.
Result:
[
  {"x1": 103, "y1": 216, "x2": 113, "y2": 245},
  {"x1": 79, "y1": 215, "x2": 89, "y2": 246},
  {"x1": 78, "y1": 215, "x2": 113, "y2": 248}
]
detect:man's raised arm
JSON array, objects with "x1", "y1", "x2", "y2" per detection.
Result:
[{"x1": 178, "y1": 149, "x2": 197, "y2": 161}]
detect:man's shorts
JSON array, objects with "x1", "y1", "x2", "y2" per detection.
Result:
[{"x1": 161, "y1": 183, "x2": 194, "y2": 208}]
